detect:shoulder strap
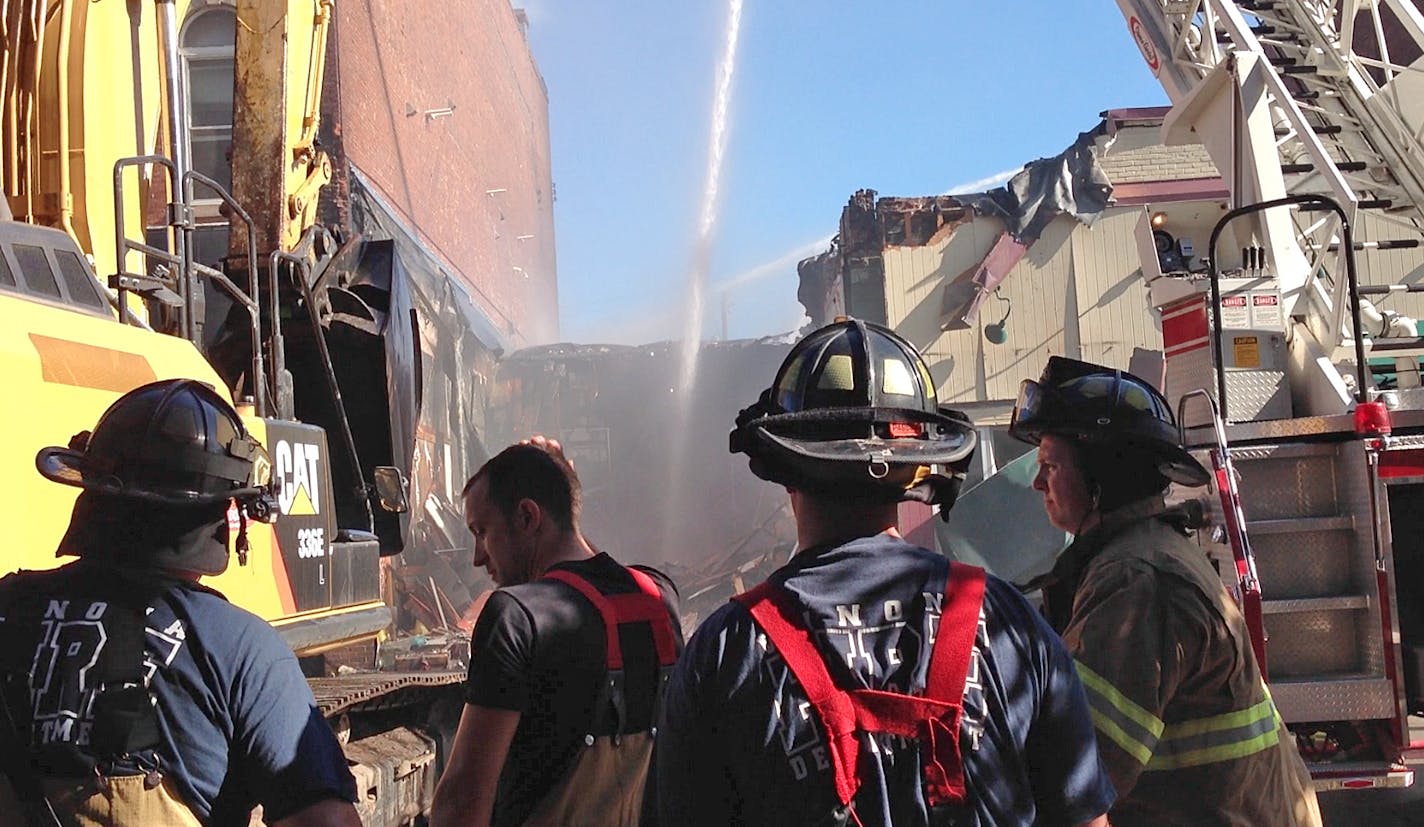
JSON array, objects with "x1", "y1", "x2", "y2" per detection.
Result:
[
  {"x1": 542, "y1": 567, "x2": 678, "y2": 669},
  {"x1": 730, "y1": 562, "x2": 988, "y2": 809}
]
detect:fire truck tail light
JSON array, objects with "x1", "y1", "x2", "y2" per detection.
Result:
[{"x1": 1354, "y1": 401, "x2": 1392, "y2": 436}]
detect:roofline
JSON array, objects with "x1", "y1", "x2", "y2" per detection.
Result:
[{"x1": 1101, "y1": 105, "x2": 1172, "y2": 135}]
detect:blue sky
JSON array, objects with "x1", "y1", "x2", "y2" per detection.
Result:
[{"x1": 521, "y1": 3, "x2": 1170, "y2": 345}]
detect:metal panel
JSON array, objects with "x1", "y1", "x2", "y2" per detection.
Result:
[
  {"x1": 1233, "y1": 448, "x2": 1340, "y2": 520},
  {"x1": 1253, "y1": 530, "x2": 1354, "y2": 598},
  {"x1": 1265, "y1": 609, "x2": 1368, "y2": 675},
  {"x1": 1072, "y1": 209, "x2": 1162, "y2": 367},
  {"x1": 1271, "y1": 677, "x2": 1398, "y2": 722}
]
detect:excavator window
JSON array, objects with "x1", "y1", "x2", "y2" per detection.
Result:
[
  {"x1": 0, "y1": 250, "x2": 14, "y2": 287},
  {"x1": 14, "y1": 244, "x2": 62, "y2": 300},
  {"x1": 54, "y1": 250, "x2": 107, "y2": 311}
]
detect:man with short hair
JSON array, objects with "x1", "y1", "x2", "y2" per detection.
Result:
[
  {"x1": 0, "y1": 379, "x2": 360, "y2": 826},
  {"x1": 1010, "y1": 356, "x2": 1321, "y2": 826},
  {"x1": 655, "y1": 319, "x2": 1114, "y2": 826},
  {"x1": 432, "y1": 440, "x2": 682, "y2": 827}
]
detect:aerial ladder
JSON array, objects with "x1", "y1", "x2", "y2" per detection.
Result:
[{"x1": 1116, "y1": 0, "x2": 1424, "y2": 790}]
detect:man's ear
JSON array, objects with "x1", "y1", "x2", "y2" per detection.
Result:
[{"x1": 515, "y1": 498, "x2": 542, "y2": 532}]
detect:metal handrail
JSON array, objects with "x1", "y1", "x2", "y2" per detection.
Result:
[{"x1": 1207, "y1": 194, "x2": 1367, "y2": 421}]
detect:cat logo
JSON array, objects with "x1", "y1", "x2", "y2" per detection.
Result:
[{"x1": 274, "y1": 440, "x2": 321, "y2": 517}]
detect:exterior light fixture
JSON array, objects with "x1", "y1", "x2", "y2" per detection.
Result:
[{"x1": 984, "y1": 291, "x2": 1011, "y2": 345}]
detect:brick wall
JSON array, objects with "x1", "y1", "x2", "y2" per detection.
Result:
[
  {"x1": 331, "y1": 0, "x2": 557, "y2": 346},
  {"x1": 1100, "y1": 124, "x2": 1221, "y2": 185}
]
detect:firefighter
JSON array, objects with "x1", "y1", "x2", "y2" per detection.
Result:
[
  {"x1": 0, "y1": 379, "x2": 360, "y2": 826},
  {"x1": 1009, "y1": 356, "x2": 1322, "y2": 826},
  {"x1": 654, "y1": 318, "x2": 1115, "y2": 826},
  {"x1": 431, "y1": 440, "x2": 683, "y2": 827}
]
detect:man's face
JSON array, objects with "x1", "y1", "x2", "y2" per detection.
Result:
[
  {"x1": 1032, "y1": 434, "x2": 1096, "y2": 533},
  {"x1": 464, "y1": 478, "x2": 531, "y2": 587}
]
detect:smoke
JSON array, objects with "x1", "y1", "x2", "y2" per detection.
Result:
[{"x1": 942, "y1": 166, "x2": 1021, "y2": 196}]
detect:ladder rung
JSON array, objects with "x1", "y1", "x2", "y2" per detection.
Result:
[
  {"x1": 1332, "y1": 239, "x2": 1422, "y2": 253},
  {"x1": 1249, "y1": 516, "x2": 1354, "y2": 534},
  {"x1": 1261, "y1": 595, "x2": 1371, "y2": 614},
  {"x1": 1274, "y1": 124, "x2": 1345, "y2": 137},
  {"x1": 1280, "y1": 160, "x2": 1368, "y2": 173}
]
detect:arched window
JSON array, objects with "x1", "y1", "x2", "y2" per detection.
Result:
[{"x1": 180, "y1": 6, "x2": 236, "y2": 199}]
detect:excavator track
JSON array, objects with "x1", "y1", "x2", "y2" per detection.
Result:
[{"x1": 309, "y1": 671, "x2": 465, "y2": 718}]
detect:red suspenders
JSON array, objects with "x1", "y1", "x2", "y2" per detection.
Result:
[
  {"x1": 542, "y1": 567, "x2": 678, "y2": 669},
  {"x1": 732, "y1": 562, "x2": 987, "y2": 809}
]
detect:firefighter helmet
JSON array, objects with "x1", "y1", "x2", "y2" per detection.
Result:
[
  {"x1": 1008, "y1": 356, "x2": 1209, "y2": 487},
  {"x1": 730, "y1": 318, "x2": 976, "y2": 501},
  {"x1": 37, "y1": 379, "x2": 275, "y2": 511}
]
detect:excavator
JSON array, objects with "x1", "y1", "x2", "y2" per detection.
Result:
[{"x1": 0, "y1": 1, "x2": 472, "y2": 822}]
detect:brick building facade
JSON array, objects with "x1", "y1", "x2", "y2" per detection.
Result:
[{"x1": 327, "y1": 0, "x2": 557, "y2": 346}]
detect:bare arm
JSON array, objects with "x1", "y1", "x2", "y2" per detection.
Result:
[
  {"x1": 272, "y1": 798, "x2": 363, "y2": 827},
  {"x1": 1075, "y1": 815, "x2": 1110, "y2": 827},
  {"x1": 430, "y1": 704, "x2": 521, "y2": 827}
]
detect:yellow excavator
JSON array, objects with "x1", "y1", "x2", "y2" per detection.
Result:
[{"x1": 1, "y1": 2, "x2": 466, "y2": 821}]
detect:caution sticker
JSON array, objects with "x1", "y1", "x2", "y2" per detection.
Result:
[{"x1": 1233, "y1": 336, "x2": 1261, "y2": 368}]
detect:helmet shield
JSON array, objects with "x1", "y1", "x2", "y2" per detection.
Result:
[
  {"x1": 1009, "y1": 356, "x2": 1209, "y2": 487},
  {"x1": 732, "y1": 318, "x2": 977, "y2": 501}
]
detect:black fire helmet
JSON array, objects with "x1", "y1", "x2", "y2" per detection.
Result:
[
  {"x1": 37, "y1": 378, "x2": 277, "y2": 512},
  {"x1": 730, "y1": 318, "x2": 977, "y2": 505},
  {"x1": 1008, "y1": 355, "x2": 1209, "y2": 487}
]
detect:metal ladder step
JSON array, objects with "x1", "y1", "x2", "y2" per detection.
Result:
[
  {"x1": 1262, "y1": 594, "x2": 1371, "y2": 614},
  {"x1": 1271, "y1": 676, "x2": 1396, "y2": 722},
  {"x1": 1250, "y1": 515, "x2": 1354, "y2": 534}
]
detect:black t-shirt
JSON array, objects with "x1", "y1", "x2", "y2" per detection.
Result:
[{"x1": 464, "y1": 553, "x2": 682, "y2": 827}]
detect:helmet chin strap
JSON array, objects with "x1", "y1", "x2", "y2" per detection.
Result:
[{"x1": 235, "y1": 507, "x2": 250, "y2": 567}]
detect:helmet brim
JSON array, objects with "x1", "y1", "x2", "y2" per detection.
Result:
[
  {"x1": 755, "y1": 424, "x2": 977, "y2": 467},
  {"x1": 35, "y1": 446, "x2": 90, "y2": 489},
  {"x1": 36, "y1": 445, "x2": 245, "y2": 506},
  {"x1": 1157, "y1": 445, "x2": 1212, "y2": 487}
]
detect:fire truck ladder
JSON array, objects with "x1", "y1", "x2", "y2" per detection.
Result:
[
  {"x1": 1179, "y1": 388, "x2": 1268, "y2": 673},
  {"x1": 1119, "y1": 0, "x2": 1424, "y2": 379}
]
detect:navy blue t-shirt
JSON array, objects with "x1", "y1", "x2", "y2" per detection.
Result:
[
  {"x1": 0, "y1": 563, "x2": 356, "y2": 824},
  {"x1": 655, "y1": 534, "x2": 1114, "y2": 826}
]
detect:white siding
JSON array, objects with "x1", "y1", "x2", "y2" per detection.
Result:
[{"x1": 1073, "y1": 208, "x2": 1162, "y2": 370}]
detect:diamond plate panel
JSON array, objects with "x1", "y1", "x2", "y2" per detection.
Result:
[
  {"x1": 1223, "y1": 366, "x2": 1292, "y2": 421},
  {"x1": 1265, "y1": 610, "x2": 1366, "y2": 676},
  {"x1": 1235, "y1": 451, "x2": 1341, "y2": 520},
  {"x1": 1271, "y1": 678, "x2": 1397, "y2": 722},
  {"x1": 1253, "y1": 531, "x2": 1354, "y2": 599}
]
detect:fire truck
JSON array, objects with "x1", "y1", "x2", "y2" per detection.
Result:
[{"x1": 1113, "y1": 0, "x2": 1424, "y2": 791}]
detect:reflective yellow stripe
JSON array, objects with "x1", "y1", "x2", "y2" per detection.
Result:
[
  {"x1": 1075, "y1": 661, "x2": 1164, "y2": 766},
  {"x1": 1088, "y1": 708, "x2": 1154, "y2": 766},
  {"x1": 1159, "y1": 696, "x2": 1275, "y2": 739},
  {"x1": 1148, "y1": 725, "x2": 1279, "y2": 770},
  {"x1": 1148, "y1": 696, "x2": 1281, "y2": 771}
]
